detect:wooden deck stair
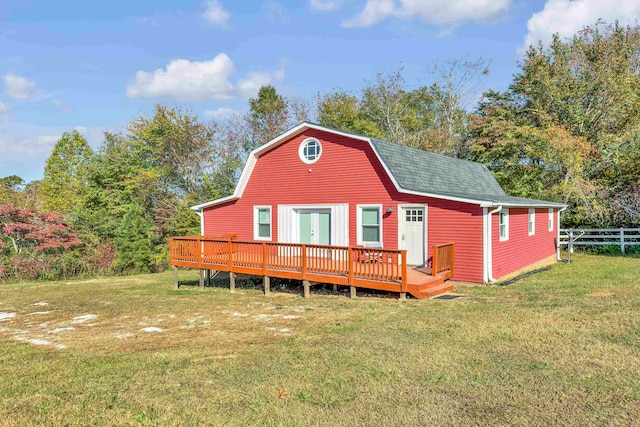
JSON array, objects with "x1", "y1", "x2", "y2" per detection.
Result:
[{"x1": 406, "y1": 269, "x2": 454, "y2": 299}]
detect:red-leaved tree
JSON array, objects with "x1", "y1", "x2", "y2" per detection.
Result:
[{"x1": 0, "y1": 204, "x2": 82, "y2": 279}]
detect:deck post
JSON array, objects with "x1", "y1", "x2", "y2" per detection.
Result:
[
  {"x1": 431, "y1": 246, "x2": 438, "y2": 276},
  {"x1": 333, "y1": 284, "x2": 338, "y2": 293},
  {"x1": 301, "y1": 245, "x2": 307, "y2": 280},
  {"x1": 228, "y1": 240, "x2": 233, "y2": 269},
  {"x1": 262, "y1": 242, "x2": 268, "y2": 275},
  {"x1": 173, "y1": 265, "x2": 178, "y2": 290},
  {"x1": 350, "y1": 286, "x2": 356, "y2": 299},
  {"x1": 206, "y1": 269, "x2": 211, "y2": 287},
  {"x1": 399, "y1": 292, "x2": 406, "y2": 300},
  {"x1": 264, "y1": 276, "x2": 270, "y2": 296},
  {"x1": 303, "y1": 280, "x2": 310, "y2": 298},
  {"x1": 401, "y1": 250, "x2": 408, "y2": 293},
  {"x1": 347, "y1": 248, "x2": 354, "y2": 286},
  {"x1": 199, "y1": 269, "x2": 204, "y2": 290},
  {"x1": 450, "y1": 244, "x2": 455, "y2": 278},
  {"x1": 230, "y1": 272, "x2": 236, "y2": 293}
]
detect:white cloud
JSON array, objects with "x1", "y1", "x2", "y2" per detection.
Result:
[
  {"x1": 126, "y1": 54, "x2": 235, "y2": 101},
  {"x1": 310, "y1": 0, "x2": 342, "y2": 12},
  {"x1": 521, "y1": 0, "x2": 640, "y2": 52},
  {"x1": 342, "y1": 0, "x2": 511, "y2": 28},
  {"x1": 0, "y1": 101, "x2": 10, "y2": 114},
  {"x1": 203, "y1": 0, "x2": 230, "y2": 26},
  {"x1": 237, "y1": 61, "x2": 286, "y2": 98},
  {"x1": 0, "y1": 134, "x2": 59, "y2": 157},
  {"x1": 126, "y1": 54, "x2": 285, "y2": 101},
  {"x1": 52, "y1": 99, "x2": 71, "y2": 112},
  {"x1": 204, "y1": 107, "x2": 241, "y2": 120},
  {"x1": 3, "y1": 73, "x2": 36, "y2": 100},
  {"x1": 265, "y1": 0, "x2": 290, "y2": 24}
]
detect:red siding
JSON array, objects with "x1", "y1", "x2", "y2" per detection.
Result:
[
  {"x1": 203, "y1": 129, "x2": 485, "y2": 282},
  {"x1": 491, "y1": 208, "x2": 557, "y2": 279}
]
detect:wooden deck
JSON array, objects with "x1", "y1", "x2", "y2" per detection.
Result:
[{"x1": 169, "y1": 234, "x2": 454, "y2": 299}]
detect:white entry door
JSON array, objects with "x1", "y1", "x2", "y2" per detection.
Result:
[{"x1": 400, "y1": 207, "x2": 426, "y2": 265}]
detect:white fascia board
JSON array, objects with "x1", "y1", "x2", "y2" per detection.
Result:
[
  {"x1": 479, "y1": 202, "x2": 568, "y2": 208},
  {"x1": 191, "y1": 195, "x2": 239, "y2": 211}
]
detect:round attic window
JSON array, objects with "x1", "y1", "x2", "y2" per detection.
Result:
[{"x1": 299, "y1": 137, "x2": 322, "y2": 164}]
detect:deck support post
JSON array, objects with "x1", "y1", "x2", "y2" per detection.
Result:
[
  {"x1": 264, "y1": 276, "x2": 270, "y2": 296},
  {"x1": 173, "y1": 266, "x2": 178, "y2": 290},
  {"x1": 199, "y1": 269, "x2": 205, "y2": 290},
  {"x1": 332, "y1": 284, "x2": 338, "y2": 293},
  {"x1": 206, "y1": 269, "x2": 211, "y2": 287},
  {"x1": 350, "y1": 286, "x2": 356, "y2": 299},
  {"x1": 303, "y1": 280, "x2": 310, "y2": 298},
  {"x1": 230, "y1": 272, "x2": 236, "y2": 293},
  {"x1": 399, "y1": 292, "x2": 407, "y2": 300}
]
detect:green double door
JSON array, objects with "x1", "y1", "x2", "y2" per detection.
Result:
[{"x1": 299, "y1": 210, "x2": 331, "y2": 245}]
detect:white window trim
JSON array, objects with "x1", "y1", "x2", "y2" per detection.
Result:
[
  {"x1": 253, "y1": 205, "x2": 272, "y2": 241},
  {"x1": 499, "y1": 208, "x2": 509, "y2": 242},
  {"x1": 528, "y1": 208, "x2": 536, "y2": 236},
  {"x1": 357, "y1": 204, "x2": 383, "y2": 246},
  {"x1": 298, "y1": 137, "x2": 322, "y2": 164},
  {"x1": 548, "y1": 208, "x2": 554, "y2": 232}
]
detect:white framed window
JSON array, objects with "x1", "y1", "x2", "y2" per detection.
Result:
[
  {"x1": 357, "y1": 205, "x2": 383, "y2": 246},
  {"x1": 298, "y1": 137, "x2": 322, "y2": 164},
  {"x1": 253, "y1": 206, "x2": 272, "y2": 240},
  {"x1": 499, "y1": 208, "x2": 509, "y2": 241},
  {"x1": 548, "y1": 208, "x2": 554, "y2": 231},
  {"x1": 528, "y1": 208, "x2": 535, "y2": 236}
]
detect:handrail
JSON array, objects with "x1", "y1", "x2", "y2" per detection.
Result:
[
  {"x1": 170, "y1": 236, "x2": 407, "y2": 285},
  {"x1": 431, "y1": 242, "x2": 455, "y2": 277}
]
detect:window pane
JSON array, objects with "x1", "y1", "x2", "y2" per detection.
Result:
[
  {"x1": 258, "y1": 209, "x2": 270, "y2": 223},
  {"x1": 362, "y1": 208, "x2": 379, "y2": 225},
  {"x1": 362, "y1": 225, "x2": 380, "y2": 242},
  {"x1": 258, "y1": 223, "x2": 270, "y2": 237}
]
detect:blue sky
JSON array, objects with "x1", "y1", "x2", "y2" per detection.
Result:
[{"x1": 1, "y1": 0, "x2": 639, "y2": 182}]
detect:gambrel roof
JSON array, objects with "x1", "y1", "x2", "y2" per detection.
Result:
[{"x1": 192, "y1": 122, "x2": 566, "y2": 211}]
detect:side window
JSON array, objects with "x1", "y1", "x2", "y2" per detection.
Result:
[
  {"x1": 254, "y1": 206, "x2": 271, "y2": 240},
  {"x1": 499, "y1": 209, "x2": 509, "y2": 241},
  {"x1": 358, "y1": 206, "x2": 382, "y2": 245},
  {"x1": 548, "y1": 208, "x2": 554, "y2": 231},
  {"x1": 528, "y1": 208, "x2": 535, "y2": 236}
]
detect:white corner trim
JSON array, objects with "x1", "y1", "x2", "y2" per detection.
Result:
[{"x1": 486, "y1": 205, "x2": 502, "y2": 283}]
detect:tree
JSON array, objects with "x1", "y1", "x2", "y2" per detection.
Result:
[
  {"x1": 246, "y1": 85, "x2": 289, "y2": 150},
  {"x1": 467, "y1": 21, "x2": 640, "y2": 226},
  {"x1": 113, "y1": 201, "x2": 155, "y2": 273},
  {"x1": 41, "y1": 130, "x2": 94, "y2": 214},
  {"x1": 0, "y1": 203, "x2": 82, "y2": 279}
]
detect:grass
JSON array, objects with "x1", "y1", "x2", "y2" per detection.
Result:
[{"x1": 0, "y1": 253, "x2": 639, "y2": 426}]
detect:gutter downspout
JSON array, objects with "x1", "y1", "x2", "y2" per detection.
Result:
[
  {"x1": 556, "y1": 206, "x2": 567, "y2": 260},
  {"x1": 192, "y1": 208, "x2": 204, "y2": 236},
  {"x1": 486, "y1": 205, "x2": 502, "y2": 283}
]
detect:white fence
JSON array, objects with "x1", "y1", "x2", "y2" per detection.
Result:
[{"x1": 559, "y1": 228, "x2": 640, "y2": 253}]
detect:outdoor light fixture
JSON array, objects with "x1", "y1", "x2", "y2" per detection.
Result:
[{"x1": 386, "y1": 206, "x2": 394, "y2": 213}]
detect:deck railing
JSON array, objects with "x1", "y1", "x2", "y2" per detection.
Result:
[
  {"x1": 170, "y1": 236, "x2": 409, "y2": 292},
  {"x1": 431, "y1": 242, "x2": 455, "y2": 278}
]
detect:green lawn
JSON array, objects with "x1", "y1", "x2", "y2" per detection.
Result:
[{"x1": 1, "y1": 253, "x2": 639, "y2": 426}]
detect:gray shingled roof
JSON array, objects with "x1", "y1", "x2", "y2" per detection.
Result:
[{"x1": 368, "y1": 137, "x2": 565, "y2": 207}]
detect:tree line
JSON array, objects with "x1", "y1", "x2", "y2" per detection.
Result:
[{"x1": 1, "y1": 21, "x2": 638, "y2": 281}]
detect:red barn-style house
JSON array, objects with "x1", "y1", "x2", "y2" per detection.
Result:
[{"x1": 170, "y1": 123, "x2": 565, "y2": 299}]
